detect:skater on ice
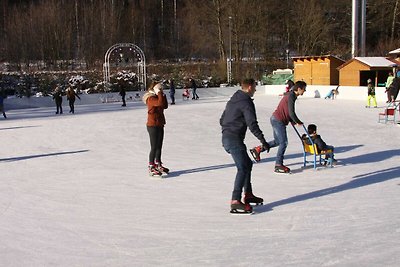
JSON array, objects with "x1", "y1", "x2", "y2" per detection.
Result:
[
  {"x1": 143, "y1": 82, "x2": 169, "y2": 177},
  {"x1": 0, "y1": 91, "x2": 7, "y2": 119},
  {"x1": 284, "y1": 79, "x2": 294, "y2": 95},
  {"x1": 66, "y1": 86, "x2": 81, "y2": 114},
  {"x1": 168, "y1": 79, "x2": 176, "y2": 105},
  {"x1": 365, "y1": 79, "x2": 377, "y2": 108},
  {"x1": 250, "y1": 81, "x2": 306, "y2": 174},
  {"x1": 189, "y1": 78, "x2": 199, "y2": 100},
  {"x1": 220, "y1": 78, "x2": 270, "y2": 214},
  {"x1": 53, "y1": 86, "x2": 63, "y2": 115}
]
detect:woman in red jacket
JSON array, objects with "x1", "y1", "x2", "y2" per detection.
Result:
[{"x1": 143, "y1": 82, "x2": 169, "y2": 176}]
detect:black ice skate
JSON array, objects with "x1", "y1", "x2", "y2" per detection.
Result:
[
  {"x1": 230, "y1": 200, "x2": 253, "y2": 214},
  {"x1": 274, "y1": 164, "x2": 291, "y2": 174},
  {"x1": 244, "y1": 192, "x2": 263, "y2": 206}
]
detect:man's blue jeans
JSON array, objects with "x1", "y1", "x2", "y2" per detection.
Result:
[
  {"x1": 268, "y1": 116, "x2": 288, "y2": 165},
  {"x1": 222, "y1": 136, "x2": 253, "y2": 201}
]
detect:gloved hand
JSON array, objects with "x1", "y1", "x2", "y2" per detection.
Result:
[{"x1": 261, "y1": 141, "x2": 270, "y2": 153}]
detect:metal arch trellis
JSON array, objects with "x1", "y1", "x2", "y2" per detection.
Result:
[{"x1": 103, "y1": 43, "x2": 146, "y2": 89}]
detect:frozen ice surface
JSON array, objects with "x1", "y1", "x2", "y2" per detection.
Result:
[{"x1": 0, "y1": 91, "x2": 399, "y2": 266}]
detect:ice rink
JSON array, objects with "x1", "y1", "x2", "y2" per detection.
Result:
[{"x1": 1, "y1": 88, "x2": 399, "y2": 266}]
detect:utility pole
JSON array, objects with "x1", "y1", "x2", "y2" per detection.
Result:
[
  {"x1": 352, "y1": 0, "x2": 366, "y2": 57},
  {"x1": 227, "y1": 16, "x2": 232, "y2": 85}
]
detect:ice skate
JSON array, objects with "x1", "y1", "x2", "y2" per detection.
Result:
[
  {"x1": 249, "y1": 146, "x2": 262, "y2": 162},
  {"x1": 149, "y1": 165, "x2": 162, "y2": 177},
  {"x1": 243, "y1": 192, "x2": 263, "y2": 206},
  {"x1": 249, "y1": 144, "x2": 269, "y2": 162},
  {"x1": 274, "y1": 164, "x2": 291, "y2": 174},
  {"x1": 230, "y1": 200, "x2": 253, "y2": 214},
  {"x1": 325, "y1": 157, "x2": 337, "y2": 167},
  {"x1": 155, "y1": 162, "x2": 169, "y2": 176}
]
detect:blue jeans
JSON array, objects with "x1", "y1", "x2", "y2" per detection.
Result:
[
  {"x1": 268, "y1": 116, "x2": 288, "y2": 165},
  {"x1": 222, "y1": 136, "x2": 253, "y2": 201}
]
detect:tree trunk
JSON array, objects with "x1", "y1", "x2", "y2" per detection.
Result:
[
  {"x1": 391, "y1": 0, "x2": 399, "y2": 43},
  {"x1": 213, "y1": 0, "x2": 226, "y2": 60}
]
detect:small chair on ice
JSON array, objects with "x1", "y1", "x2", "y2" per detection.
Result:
[
  {"x1": 378, "y1": 101, "x2": 399, "y2": 124},
  {"x1": 293, "y1": 125, "x2": 333, "y2": 169}
]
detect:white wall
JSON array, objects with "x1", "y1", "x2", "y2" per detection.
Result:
[
  {"x1": 263, "y1": 85, "x2": 388, "y2": 102},
  {"x1": 4, "y1": 87, "x2": 240, "y2": 110},
  {"x1": 5, "y1": 85, "x2": 389, "y2": 110}
]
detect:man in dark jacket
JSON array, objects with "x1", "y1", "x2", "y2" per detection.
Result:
[
  {"x1": 53, "y1": 86, "x2": 63, "y2": 114},
  {"x1": 389, "y1": 76, "x2": 400, "y2": 102},
  {"x1": 220, "y1": 78, "x2": 269, "y2": 214},
  {"x1": 250, "y1": 81, "x2": 306, "y2": 174}
]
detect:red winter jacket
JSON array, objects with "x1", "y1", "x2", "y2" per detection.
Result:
[{"x1": 144, "y1": 92, "x2": 168, "y2": 127}]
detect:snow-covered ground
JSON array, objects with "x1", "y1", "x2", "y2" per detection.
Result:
[{"x1": 1, "y1": 90, "x2": 399, "y2": 266}]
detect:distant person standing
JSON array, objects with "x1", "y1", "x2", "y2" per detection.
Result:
[
  {"x1": 53, "y1": 86, "x2": 63, "y2": 114},
  {"x1": 169, "y1": 79, "x2": 176, "y2": 105},
  {"x1": 0, "y1": 91, "x2": 7, "y2": 119},
  {"x1": 119, "y1": 86, "x2": 126, "y2": 107},
  {"x1": 388, "y1": 76, "x2": 400, "y2": 102},
  {"x1": 220, "y1": 78, "x2": 269, "y2": 214},
  {"x1": 366, "y1": 79, "x2": 377, "y2": 108},
  {"x1": 285, "y1": 79, "x2": 294, "y2": 94},
  {"x1": 143, "y1": 82, "x2": 169, "y2": 177},
  {"x1": 190, "y1": 78, "x2": 199, "y2": 100},
  {"x1": 385, "y1": 72, "x2": 394, "y2": 103},
  {"x1": 66, "y1": 86, "x2": 81, "y2": 114}
]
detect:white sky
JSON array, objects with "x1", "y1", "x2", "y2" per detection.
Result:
[{"x1": 1, "y1": 89, "x2": 399, "y2": 266}]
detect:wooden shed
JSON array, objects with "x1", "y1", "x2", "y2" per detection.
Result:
[
  {"x1": 388, "y1": 47, "x2": 400, "y2": 62},
  {"x1": 337, "y1": 57, "x2": 399, "y2": 86},
  {"x1": 292, "y1": 55, "x2": 344, "y2": 85}
]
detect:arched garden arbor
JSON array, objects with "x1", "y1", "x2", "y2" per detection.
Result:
[{"x1": 103, "y1": 43, "x2": 146, "y2": 89}]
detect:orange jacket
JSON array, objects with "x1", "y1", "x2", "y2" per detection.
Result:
[{"x1": 144, "y1": 92, "x2": 168, "y2": 127}]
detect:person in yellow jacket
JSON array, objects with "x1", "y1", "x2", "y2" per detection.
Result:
[
  {"x1": 385, "y1": 72, "x2": 394, "y2": 103},
  {"x1": 366, "y1": 79, "x2": 377, "y2": 108}
]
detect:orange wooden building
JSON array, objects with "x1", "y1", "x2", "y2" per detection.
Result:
[
  {"x1": 337, "y1": 57, "x2": 399, "y2": 86},
  {"x1": 292, "y1": 55, "x2": 344, "y2": 85}
]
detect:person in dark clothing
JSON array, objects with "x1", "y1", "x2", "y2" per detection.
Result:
[
  {"x1": 0, "y1": 92, "x2": 7, "y2": 119},
  {"x1": 250, "y1": 81, "x2": 306, "y2": 174},
  {"x1": 190, "y1": 78, "x2": 199, "y2": 100},
  {"x1": 302, "y1": 124, "x2": 336, "y2": 165},
  {"x1": 389, "y1": 76, "x2": 400, "y2": 102},
  {"x1": 220, "y1": 78, "x2": 270, "y2": 214},
  {"x1": 142, "y1": 82, "x2": 169, "y2": 177},
  {"x1": 284, "y1": 79, "x2": 294, "y2": 94},
  {"x1": 66, "y1": 86, "x2": 81, "y2": 114},
  {"x1": 119, "y1": 86, "x2": 126, "y2": 107},
  {"x1": 53, "y1": 86, "x2": 63, "y2": 114},
  {"x1": 169, "y1": 79, "x2": 176, "y2": 105}
]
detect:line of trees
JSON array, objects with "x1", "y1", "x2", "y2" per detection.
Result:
[{"x1": 0, "y1": 0, "x2": 399, "y2": 67}]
